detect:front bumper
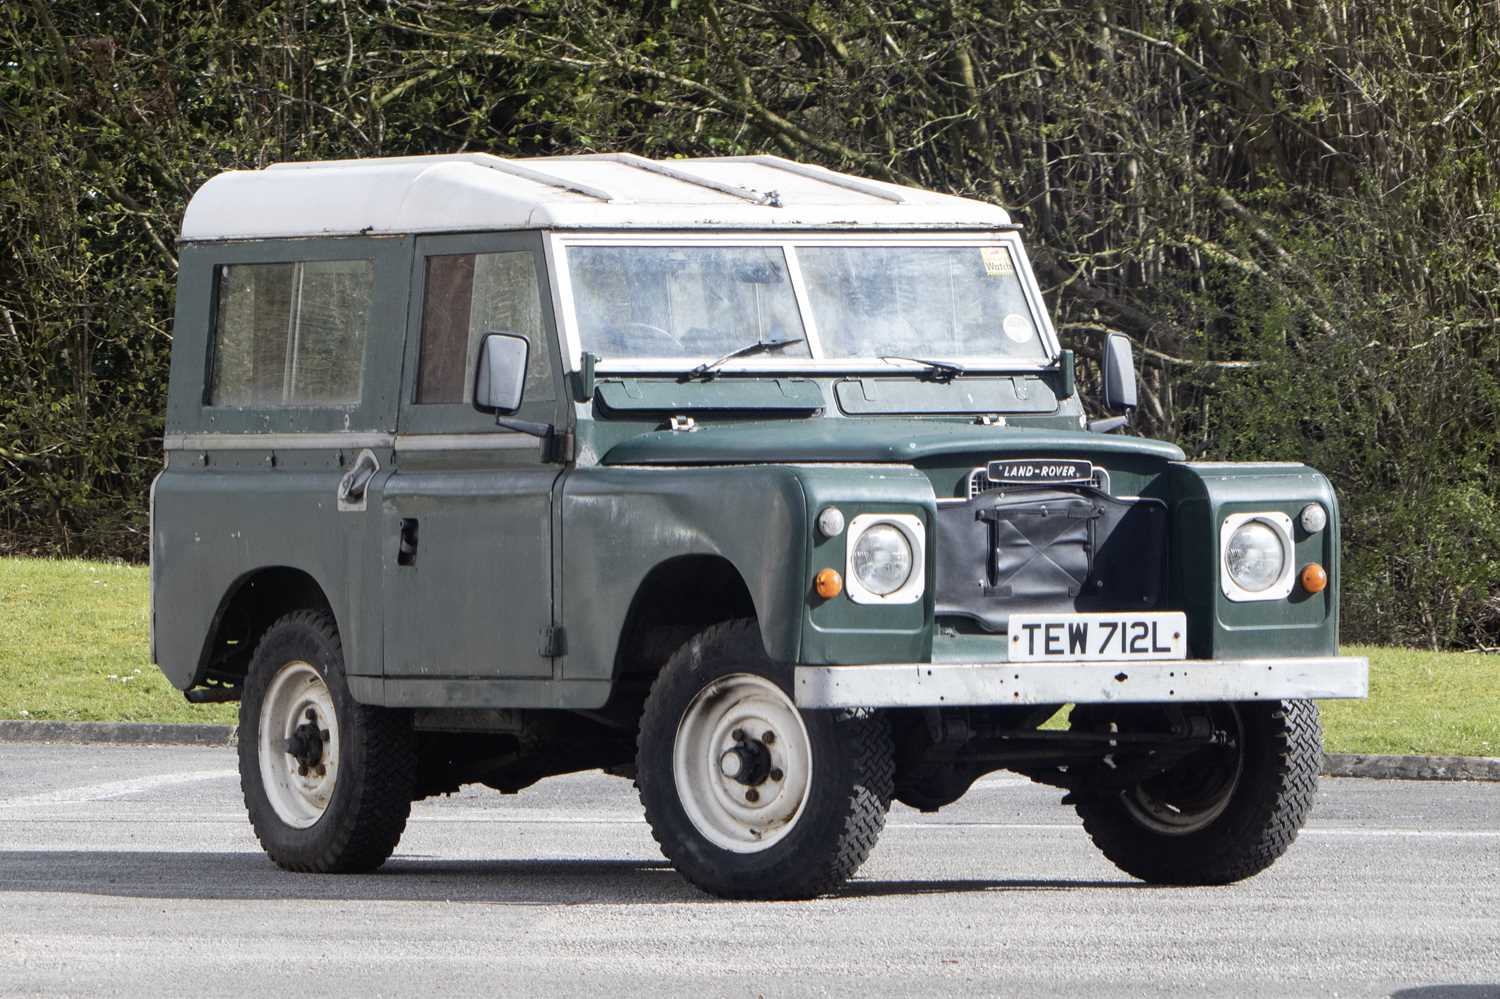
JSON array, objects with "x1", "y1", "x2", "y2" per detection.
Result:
[{"x1": 794, "y1": 656, "x2": 1368, "y2": 709}]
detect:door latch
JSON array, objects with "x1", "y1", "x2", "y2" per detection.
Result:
[{"x1": 337, "y1": 449, "x2": 380, "y2": 512}]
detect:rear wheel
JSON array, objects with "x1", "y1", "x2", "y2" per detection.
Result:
[
  {"x1": 636, "y1": 619, "x2": 894, "y2": 899},
  {"x1": 1070, "y1": 699, "x2": 1322, "y2": 884},
  {"x1": 238, "y1": 610, "x2": 416, "y2": 873}
]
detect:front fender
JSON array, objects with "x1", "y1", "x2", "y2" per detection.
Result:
[
  {"x1": 559, "y1": 465, "x2": 811, "y2": 681},
  {"x1": 1170, "y1": 462, "x2": 1341, "y2": 658}
]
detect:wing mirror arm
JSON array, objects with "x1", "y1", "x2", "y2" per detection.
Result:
[
  {"x1": 493, "y1": 414, "x2": 553, "y2": 438},
  {"x1": 473, "y1": 332, "x2": 572, "y2": 460},
  {"x1": 1088, "y1": 415, "x2": 1130, "y2": 434}
]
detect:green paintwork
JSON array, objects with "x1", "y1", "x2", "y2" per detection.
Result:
[
  {"x1": 833, "y1": 376, "x2": 1057, "y2": 415},
  {"x1": 595, "y1": 378, "x2": 824, "y2": 414},
  {"x1": 153, "y1": 225, "x2": 1343, "y2": 716},
  {"x1": 601, "y1": 419, "x2": 1185, "y2": 466},
  {"x1": 1169, "y1": 463, "x2": 1340, "y2": 658},
  {"x1": 794, "y1": 466, "x2": 937, "y2": 664},
  {"x1": 559, "y1": 465, "x2": 809, "y2": 684}
]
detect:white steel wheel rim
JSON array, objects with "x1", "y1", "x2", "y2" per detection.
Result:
[
  {"x1": 672, "y1": 673, "x2": 812, "y2": 854},
  {"x1": 258, "y1": 660, "x2": 340, "y2": 829}
]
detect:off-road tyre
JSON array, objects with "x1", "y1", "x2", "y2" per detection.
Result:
[
  {"x1": 238, "y1": 610, "x2": 416, "y2": 873},
  {"x1": 636, "y1": 619, "x2": 894, "y2": 900},
  {"x1": 1071, "y1": 699, "x2": 1322, "y2": 885}
]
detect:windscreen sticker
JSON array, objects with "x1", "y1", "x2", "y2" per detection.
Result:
[
  {"x1": 980, "y1": 246, "x2": 1015, "y2": 277},
  {"x1": 1003, "y1": 313, "x2": 1033, "y2": 343}
]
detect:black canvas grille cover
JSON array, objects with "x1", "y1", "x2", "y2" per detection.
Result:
[{"x1": 934, "y1": 487, "x2": 1168, "y2": 631}]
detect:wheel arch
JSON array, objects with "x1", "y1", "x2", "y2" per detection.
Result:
[
  {"x1": 611, "y1": 554, "x2": 761, "y2": 688},
  {"x1": 195, "y1": 565, "x2": 339, "y2": 689}
]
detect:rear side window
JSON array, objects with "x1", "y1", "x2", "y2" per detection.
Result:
[
  {"x1": 415, "y1": 251, "x2": 553, "y2": 405},
  {"x1": 209, "y1": 259, "x2": 373, "y2": 407}
]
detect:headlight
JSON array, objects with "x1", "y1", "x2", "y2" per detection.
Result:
[
  {"x1": 1220, "y1": 512, "x2": 1295, "y2": 602},
  {"x1": 844, "y1": 514, "x2": 927, "y2": 604},
  {"x1": 852, "y1": 524, "x2": 913, "y2": 595},
  {"x1": 1225, "y1": 521, "x2": 1286, "y2": 592}
]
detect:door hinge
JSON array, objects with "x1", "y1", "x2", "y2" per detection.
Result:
[
  {"x1": 542, "y1": 430, "x2": 575, "y2": 463},
  {"x1": 540, "y1": 625, "x2": 567, "y2": 658}
]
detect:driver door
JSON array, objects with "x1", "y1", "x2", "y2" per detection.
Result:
[{"x1": 381, "y1": 232, "x2": 565, "y2": 681}]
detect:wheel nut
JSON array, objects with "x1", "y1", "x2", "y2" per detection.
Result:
[
  {"x1": 731, "y1": 728, "x2": 746, "y2": 742},
  {"x1": 305, "y1": 708, "x2": 317, "y2": 722},
  {"x1": 762, "y1": 731, "x2": 775, "y2": 745},
  {"x1": 745, "y1": 788, "x2": 760, "y2": 803},
  {"x1": 297, "y1": 765, "x2": 309, "y2": 777},
  {"x1": 769, "y1": 768, "x2": 784, "y2": 782}
]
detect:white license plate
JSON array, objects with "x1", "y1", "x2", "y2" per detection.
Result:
[{"x1": 1007, "y1": 612, "x2": 1187, "y2": 662}]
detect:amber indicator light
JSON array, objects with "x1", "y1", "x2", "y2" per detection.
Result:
[
  {"x1": 1300, "y1": 563, "x2": 1328, "y2": 594},
  {"x1": 814, "y1": 568, "x2": 843, "y2": 599}
]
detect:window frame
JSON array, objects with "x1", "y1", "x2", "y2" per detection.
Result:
[
  {"x1": 547, "y1": 230, "x2": 1061, "y2": 375},
  {"x1": 399, "y1": 231, "x2": 564, "y2": 435},
  {"x1": 207, "y1": 258, "x2": 374, "y2": 409},
  {"x1": 190, "y1": 236, "x2": 407, "y2": 434}
]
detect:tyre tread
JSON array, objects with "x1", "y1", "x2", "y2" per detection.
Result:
[
  {"x1": 239, "y1": 609, "x2": 416, "y2": 874},
  {"x1": 1073, "y1": 699, "x2": 1322, "y2": 885},
  {"x1": 636, "y1": 619, "x2": 893, "y2": 900}
]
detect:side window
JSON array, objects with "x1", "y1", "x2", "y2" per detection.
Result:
[
  {"x1": 209, "y1": 259, "x2": 372, "y2": 406},
  {"x1": 415, "y1": 251, "x2": 554, "y2": 405}
]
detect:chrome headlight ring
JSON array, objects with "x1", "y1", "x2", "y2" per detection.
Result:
[
  {"x1": 844, "y1": 513, "x2": 926, "y2": 605},
  {"x1": 1219, "y1": 512, "x2": 1296, "y2": 602}
]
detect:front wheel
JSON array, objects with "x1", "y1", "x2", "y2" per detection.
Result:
[
  {"x1": 636, "y1": 619, "x2": 894, "y2": 900},
  {"x1": 238, "y1": 610, "x2": 417, "y2": 873},
  {"x1": 1070, "y1": 699, "x2": 1322, "y2": 885}
]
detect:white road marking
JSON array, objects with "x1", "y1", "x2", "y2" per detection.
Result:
[
  {"x1": 2, "y1": 770, "x2": 237, "y2": 806},
  {"x1": 1300, "y1": 828, "x2": 1500, "y2": 839}
]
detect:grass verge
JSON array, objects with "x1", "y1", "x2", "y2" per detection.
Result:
[
  {"x1": 1321, "y1": 644, "x2": 1495, "y2": 757},
  {"x1": 1, "y1": 557, "x2": 1495, "y2": 756},
  {"x1": 1, "y1": 557, "x2": 235, "y2": 725}
]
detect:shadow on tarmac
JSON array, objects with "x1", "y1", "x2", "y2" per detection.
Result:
[{"x1": 0, "y1": 850, "x2": 1148, "y2": 905}]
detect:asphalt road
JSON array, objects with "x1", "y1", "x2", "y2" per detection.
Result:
[{"x1": 0, "y1": 742, "x2": 1496, "y2": 998}]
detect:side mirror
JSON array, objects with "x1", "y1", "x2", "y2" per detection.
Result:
[
  {"x1": 473, "y1": 333, "x2": 529, "y2": 414},
  {"x1": 1101, "y1": 333, "x2": 1138, "y2": 413}
]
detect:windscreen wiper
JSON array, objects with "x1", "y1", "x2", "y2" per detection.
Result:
[
  {"x1": 880, "y1": 355, "x2": 966, "y2": 381},
  {"x1": 685, "y1": 337, "x2": 803, "y2": 380}
]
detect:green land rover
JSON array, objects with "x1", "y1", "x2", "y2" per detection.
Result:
[{"x1": 153, "y1": 152, "x2": 1367, "y2": 899}]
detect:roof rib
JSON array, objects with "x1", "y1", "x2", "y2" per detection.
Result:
[
  {"x1": 731, "y1": 155, "x2": 908, "y2": 204},
  {"x1": 570, "y1": 152, "x2": 780, "y2": 206},
  {"x1": 479, "y1": 158, "x2": 615, "y2": 202}
]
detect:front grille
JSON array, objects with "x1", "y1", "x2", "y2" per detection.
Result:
[
  {"x1": 966, "y1": 465, "x2": 1112, "y2": 499},
  {"x1": 934, "y1": 484, "x2": 1167, "y2": 631}
]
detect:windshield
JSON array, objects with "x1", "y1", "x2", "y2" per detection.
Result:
[
  {"x1": 798, "y1": 246, "x2": 1042, "y2": 359},
  {"x1": 567, "y1": 241, "x2": 1051, "y2": 367},
  {"x1": 567, "y1": 245, "x2": 811, "y2": 360}
]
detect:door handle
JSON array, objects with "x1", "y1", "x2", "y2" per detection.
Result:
[
  {"x1": 337, "y1": 449, "x2": 380, "y2": 510},
  {"x1": 398, "y1": 518, "x2": 419, "y2": 566}
]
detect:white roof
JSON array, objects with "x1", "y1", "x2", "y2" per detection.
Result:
[{"x1": 179, "y1": 152, "x2": 1012, "y2": 241}]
